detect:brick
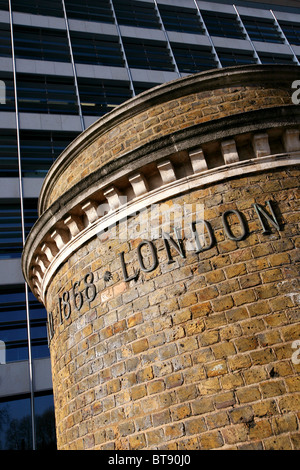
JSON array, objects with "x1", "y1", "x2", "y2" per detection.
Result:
[
  {"x1": 269, "y1": 253, "x2": 290, "y2": 267},
  {"x1": 248, "y1": 419, "x2": 273, "y2": 440},
  {"x1": 214, "y1": 391, "x2": 236, "y2": 409},
  {"x1": 198, "y1": 377, "x2": 221, "y2": 395},
  {"x1": 229, "y1": 406, "x2": 254, "y2": 424},
  {"x1": 185, "y1": 417, "x2": 207, "y2": 435},
  {"x1": 191, "y1": 397, "x2": 214, "y2": 415},
  {"x1": 236, "y1": 386, "x2": 261, "y2": 403},
  {"x1": 260, "y1": 380, "x2": 286, "y2": 398},
  {"x1": 171, "y1": 403, "x2": 191, "y2": 421},
  {"x1": 234, "y1": 335, "x2": 259, "y2": 352},
  {"x1": 128, "y1": 434, "x2": 147, "y2": 450},
  {"x1": 199, "y1": 431, "x2": 224, "y2": 449},
  {"x1": 165, "y1": 372, "x2": 183, "y2": 389},
  {"x1": 206, "y1": 410, "x2": 229, "y2": 429},
  {"x1": 132, "y1": 338, "x2": 149, "y2": 354},
  {"x1": 233, "y1": 289, "x2": 256, "y2": 306},
  {"x1": 264, "y1": 435, "x2": 293, "y2": 450},
  {"x1": 211, "y1": 295, "x2": 234, "y2": 312},
  {"x1": 222, "y1": 424, "x2": 249, "y2": 444},
  {"x1": 198, "y1": 286, "x2": 219, "y2": 301},
  {"x1": 212, "y1": 341, "x2": 236, "y2": 359},
  {"x1": 165, "y1": 423, "x2": 184, "y2": 441},
  {"x1": 190, "y1": 301, "x2": 212, "y2": 318},
  {"x1": 206, "y1": 360, "x2": 227, "y2": 377},
  {"x1": 225, "y1": 263, "x2": 247, "y2": 279}
]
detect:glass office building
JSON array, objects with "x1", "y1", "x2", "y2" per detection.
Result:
[{"x1": 0, "y1": 0, "x2": 299, "y2": 450}]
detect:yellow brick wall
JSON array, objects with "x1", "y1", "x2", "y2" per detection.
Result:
[{"x1": 46, "y1": 167, "x2": 300, "y2": 450}]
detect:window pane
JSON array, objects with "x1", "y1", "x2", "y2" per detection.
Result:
[
  {"x1": 217, "y1": 48, "x2": 257, "y2": 67},
  {"x1": 0, "y1": 72, "x2": 15, "y2": 112},
  {"x1": 279, "y1": 21, "x2": 300, "y2": 46},
  {"x1": 134, "y1": 81, "x2": 161, "y2": 95},
  {"x1": 35, "y1": 393, "x2": 57, "y2": 450},
  {"x1": 114, "y1": 0, "x2": 160, "y2": 29},
  {"x1": 242, "y1": 17, "x2": 284, "y2": 43},
  {"x1": 14, "y1": 25, "x2": 71, "y2": 63},
  {"x1": 0, "y1": 395, "x2": 32, "y2": 450},
  {"x1": 78, "y1": 78, "x2": 132, "y2": 116},
  {"x1": 20, "y1": 130, "x2": 80, "y2": 178},
  {"x1": 159, "y1": 5, "x2": 204, "y2": 34},
  {"x1": 65, "y1": 0, "x2": 114, "y2": 24},
  {"x1": 70, "y1": 31, "x2": 124, "y2": 67},
  {"x1": 28, "y1": 291, "x2": 49, "y2": 360},
  {"x1": 172, "y1": 44, "x2": 217, "y2": 73},
  {"x1": 123, "y1": 38, "x2": 174, "y2": 71},
  {"x1": 11, "y1": 0, "x2": 64, "y2": 17},
  {"x1": 0, "y1": 203, "x2": 23, "y2": 260},
  {"x1": 259, "y1": 52, "x2": 295, "y2": 64},
  {"x1": 201, "y1": 11, "x2": 245, "y2": 39},
  {"x1": 16, "y1": 74, "x2": 79, "y2": 115},
  {"x1": 0, "y1": 22, "x2": 12, "y2": 57},
  {"x1": 0, "y1": 131, "x2": 18, "y2": 177},
  {"x1": 0, "y1": 287, "x2": 29, "y2": 362},
  {"x1": 0, "y1": 1, "x2": 8, "y2": 11}
]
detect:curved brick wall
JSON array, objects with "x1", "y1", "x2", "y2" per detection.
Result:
[{"x1": 23, "y1": 65, "x2": 300, "y2": 450}]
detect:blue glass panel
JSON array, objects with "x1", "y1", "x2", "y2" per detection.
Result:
[{"x1": 0, "y1": 396, "x2": 32, "y2": 450}]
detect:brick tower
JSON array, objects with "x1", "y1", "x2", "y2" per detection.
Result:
[{"x1": 22, "y1": 65, "x2": 300, "y2": 450}]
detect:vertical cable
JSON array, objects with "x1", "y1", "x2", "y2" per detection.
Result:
[
  {"x1": 8, "y1": 0, "x2": 36, "y2": 451},
  {"x1": 110, "y1": 0, "x2": 136, "y2": 97},
  {"x1": 153, "y1": 0, "x2": 181, "y2": 78},
  {"x1": 61, "y1": 0, "x2": 85, "y2": 130},
  {"x1": 193, "y1": 0, "x2": 222, "y2": 69},
  {"x1": 233, "y1": 5, "x2": 262, "y2": 64},
  {"x1": 270, "y1": 9, "x2": 300, "y2": 65}
]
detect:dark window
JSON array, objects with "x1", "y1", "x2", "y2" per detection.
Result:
[
  {"x1": 16, "y1": 74, "x2": 78, "y2": 115},
  {"x1": 241, "y1": 17, "x2": 284, "y2": 43},
  {"x1": 217, "y1": 48, "x2": 257, "y2": 67},
  {"x1": 78, "y1": 78, "x2": 132, "y2": 117},
  {"x1": 0, "y1": 395, "x2": 32, "y2": 449},
  {"x1": 34, "y1": 393, "x2": 57, "y2": 450},
  {"x1": 23, "y1": 198, "x2": 38, "y2": 239},
  {"x1": 279, "y1": 21, "x2": 300, "y2": 46},
  {"x1": 172, "y1": 44, "x2": 217, "y2": 73},
  {"x1": 134, "y1": 81, "x2": 162, "y2": 95},
  {"x1": 0, "y1": 131, "x2": 18, "y2": 177},
  {"x1": 11, "y1": 0, "x2": 63, "y2": 17},
  {"x1": 0, "y1": 283, "x2": 49, "y2": 363},
  {"x1": 259, "y1": 52, "x2": 296, "y2": 64},
  {"x1": 0, "y1": 1, "x2": 8, "y2": 10},
  {"x1": 114, "y1": 0, "x2": 160, "y2": 29},
  {"x1": 19, "y1": 130, "x2": 80, "y2": 177},
  {"x1": 159, "y1": 5, "x2": 204, "y2": 35},
  {"x1": 0, "y1": 203, "x2": 23, "y2": 259},
  {"x1": 64, "y1": 0, "x2": 114, "y2": 24},
  {"x1": 28, "y1": 291, "x2": 49, "y2": 361},
  {"x1": 0, "y1": 392, "x2": 56, "y2": 450},
  {"x1": 123, "y1": 38, "x2": 174, "y2": 71},
  {"x1": 70, "y1": 31, "x2": 124, "y2": 67},
  {"x1": 0, "y1": 22, "x2": 12, "y2": 57},
  {"x1": 201, "y1": 11, "x2": 245, "y2": 39},
  {"x1": 13, "y1": 25, "x2": 71, "y2": 63}
]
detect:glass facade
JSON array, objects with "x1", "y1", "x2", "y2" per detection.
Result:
[{"x1": 0, "y1": 0, "x2": 299, "y2": 451}]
